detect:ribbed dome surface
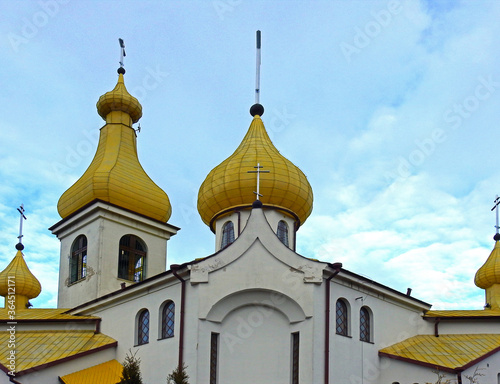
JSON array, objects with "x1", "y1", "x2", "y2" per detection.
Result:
[
  {"x1": 475, "y1": 241, "x2": 500, "y2": 289},
  {"x1": 57, "y1": 72, "x2": 171, "y2": 222},
  {"x1": 0, "y1": 250, "x2": 41, "y2": 300},
  {"x1": 197, "y1": 114, "x2": 313, "y2": 228},
  {"x1": 96, "y1": 72, "x2": 142, "y2": 123}
]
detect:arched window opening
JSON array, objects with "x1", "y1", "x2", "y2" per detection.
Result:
[
  {"x1": 137, "y1": 309, "x2": 149, "y2": 345},
  {"x1": 335, "y1": 299, "x2": 348, "y2": 336},
  {"x1": 277, "y1": 220, "x2": 289, "y2": 247},
  {"x1": 161, "y1": 301, "x2": 175, "y2": 339},
  {"x1": 360, "y1": 306, "x2": 371, "y2": 342},
  {"x1": 70, "y1": 235, "x2": 87, "y2": 284},
  {"x1": 221, "y1": 221, "x2": 235, "y2": 249},
  {"x1": 118, "y1": 235, "x2": 146, "y2": 282}
]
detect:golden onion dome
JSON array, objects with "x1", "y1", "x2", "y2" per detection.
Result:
[
  {"x1": 197, "y1": 104, "x2": 313, "y2": 230},
  {"x1": 0, "y1": 246, "x2": 41, "y2": 301},
  {"x1": 475, "y1": 238, "x2": 500, "y2": 289},
  {"x1": 57, "y1": 68, "x2": 172, "y2": 222}
]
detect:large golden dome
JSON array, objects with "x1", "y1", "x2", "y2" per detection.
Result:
[
  {"x1": 197, "y1": 106, "x2": 313, "y2": 230},
  {"x1": 57, "y1": 69, "x2": 171, "y2": 222}
]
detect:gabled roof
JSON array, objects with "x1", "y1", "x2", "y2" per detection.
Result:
[
  {"x1": 0, "y1": 330, "x2": 117, "y2": 375},
  {"x1": 424, "y1": 309, "x2": 500, "y2": 319},
  {"x1": 379, "y1": 334, "x2": 500, "y2": 373},
  {"x1": 59, "y1": 359, "x2": 123, "y2": 384}
]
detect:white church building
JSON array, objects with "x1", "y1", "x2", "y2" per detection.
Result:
[{"x1": 1, "y1": 52, "x2": 500, "y2": 384}]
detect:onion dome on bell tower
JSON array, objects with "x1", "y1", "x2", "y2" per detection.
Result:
[{"x1": 57, "y1": 66, "x2": 172, "y2": 222}]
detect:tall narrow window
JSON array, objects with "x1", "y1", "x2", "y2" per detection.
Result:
[
  {"x1": 335, "y1": 299, "x2": 348, "y2": 336},
  {"x1": 118, "y1": 235, "x2": 147, "y2": 282},
  {"x1": 210, "y1": 332, "x2": 219, "y2": 384},
  {"x1": 360, "y1": 307, "x2": 371, "y2": 342},
  {"x1": 70, "y1": 235, "x2": 87, "y2": 284},
  {"x1": 291, "y1": 332, "x2": 300, "y2": 384},
  {"x1": 277, "y1": 220, "x2": 289, "y2": 247},
  {"x1": 161, "y1": 301, "x2": 175, "y2": 339},
  {"x1": 137, "y1": 309, "x2": 149, "y2": 345},
  {"x1": 221, "y1": 221, "x2": 235, "y2": 249}
]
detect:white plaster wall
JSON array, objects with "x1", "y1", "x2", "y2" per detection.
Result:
[
  {"x1": 435, "y1": 319, "x2": 500, "y2": 334},
  {"x1": 89, "y1": 278, "x2": 183, "y2": 384},
  {"x1": 54, "y1": 204, "x2": 175, "y2": 308},
  {"x1": 328, "y1": 278, "x2": 431, "y2": 384}
]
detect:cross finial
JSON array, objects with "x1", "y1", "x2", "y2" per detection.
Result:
[
  {"x1": 492, "y1": 195, "x2": 500, "y2": 239},
  {"x1": 17, "y1": 204, "x2": 27, "y2": 245},
  {"x1": 247, "y1": 163, "x2": 270, "y2": 200},
  {"x1": 119, "y1": 38, "x2": 126, "y2": 68}
]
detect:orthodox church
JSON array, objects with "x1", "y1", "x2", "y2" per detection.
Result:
[{"x1": 1, "y1": 49, "x2": 500, "y2": 384}]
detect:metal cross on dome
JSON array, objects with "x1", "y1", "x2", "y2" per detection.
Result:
[
  {"x1": 492, "y1": 195, "x2": 500, "y2": 235},
  {"x1": 248, "y1": 163, "x2": 270, "y2": 200},
  {"x1": 17, "y1": 204, "x2": 27, "y2": 244}
]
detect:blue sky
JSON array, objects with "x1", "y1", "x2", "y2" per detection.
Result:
[{"x1": 1, "y1": 0, "x2": 500, "y2": 309}]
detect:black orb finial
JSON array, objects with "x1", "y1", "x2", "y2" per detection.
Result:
[
  {"x1": 252, "y1": 200, "x2": 263, "y2": 209},
  {"x1": 117, "y1": 67, "x2": 126, "y2": 75},
  {"x1": 250, "y1": 103, "x2": 264, "y2": 117},
  {"x1": 494, "y1": 233, "x2": 500, "y2": 241},
  {"x1": 15, "y1": 242, "x2": 24, "y2": 251}
]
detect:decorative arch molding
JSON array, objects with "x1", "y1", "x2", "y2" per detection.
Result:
[{"x1": 204, "y1": 289, "x2": 307, "y2": 324}]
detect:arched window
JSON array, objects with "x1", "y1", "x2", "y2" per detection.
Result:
[
  {"x1": 360, "y1": 306, "x2": 371, "y2": 342},
  {"x1": 70, "y1": 235, "x2": 87, "y2": 284},
  {"x1": 137, "y1": 309, "x2": 149, "y2": 345},
  {"x1": 118, "y1": 235, "x2": 147, "y2": 282},
  {"x1": 277, "y1": 220, "x2": 289, "y2": 247},
  {"x1": 221, "y1": 221, "x2": 235, "y2": 249},
  {"x1": 161, "y1": 301, "x2": 175, "y2": 339},
  {"x1": 335, "y1": 299, "x2": 348, "y2": 336}
]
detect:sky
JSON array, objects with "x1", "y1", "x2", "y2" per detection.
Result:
[{"x1": 1, "y1": 0, "x2": 500, "y2": 310}]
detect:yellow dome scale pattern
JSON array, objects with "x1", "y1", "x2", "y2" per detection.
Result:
[
  {"x1": 198, "y1": 112, "x2": 313, "y2": 229},
  {"x1": 57, "y1": 70, "x2": 171, "y2": 222},
  {"x1": 475, "y1": 241, "x2": 500, "y2": 289},
  {"x1": 0, "y1": 250, "x2": 41, "y2": 309}
]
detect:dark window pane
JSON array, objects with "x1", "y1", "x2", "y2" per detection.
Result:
[
  {"x1": 277, "y1": 221, "x2": 289, "y2": 247},
  {"x1": 210, "y1": 333, "x2": 219, "y2": 384},
  {"x1": 138, "y1": 310, "x2": 149, "y2": 345},
  {"x1": 360, "y1": 307, "x2": 370, "y2": 342},
  {"x1": 291, "y1": 332, "x2": 299, "y2": 384},
  {"x1": 336, "y1": 300, "x2": 348, "y2": 336},
  {"x1": 221, "y1": 222, "x2": 235, "y2": 249},
  {"x1": 162, "y1": 301, "x2": 175, "y2": 338}
]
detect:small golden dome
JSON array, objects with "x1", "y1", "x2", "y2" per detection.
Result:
[
  {"x1": 57, "y1": 70, "x2": 171, "y2": 222},
  {"x1": 96, "y1": 69, "x2": 142, "y2": 123},
  {"x1": 0, "y1": 249, "x2": 41, "y2": 300},
  {"x1": 197, "y1": 112, "x2": 313, "y2": 229},
  {"x1": 475, "y1": 241, "x2": 500, "y2": 289}
]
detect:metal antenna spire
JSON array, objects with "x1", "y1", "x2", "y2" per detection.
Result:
[
  {"x1": 17, "y1": 204, "x2": 27, "y2": 245},
  {"x1": 492, "y1": 195, "x2": 500, "y2": 238},
  {"x1": 255, "y1": 30, "x2": 261, "y2": 104},
  {"x1": 247, "y1": 163, "x2": 270, "y2": 200},
  {"x1": 119, "y1": 38, "x2": 126, "y2": 68}
]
